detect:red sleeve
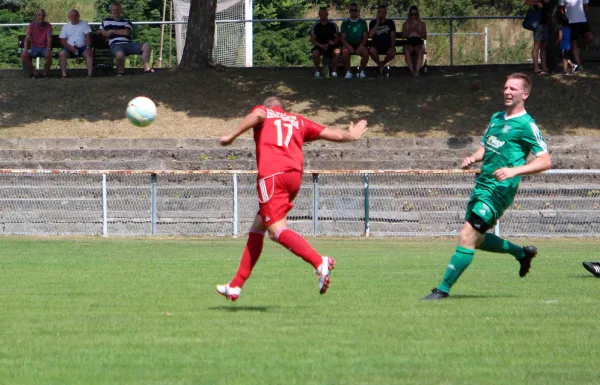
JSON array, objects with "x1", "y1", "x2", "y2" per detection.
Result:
[
  {"x1": 48, "y1": 23, "x2": 53, "y2": 34},
  {"x1": 250, "y1": 105, "x2": 266, "y2": 115},
  {"x1": 26, "y1": 23, "x2": 33, "y2": 35},
  {"x1": 302, "y1": 117, "x2": 326, "y2": 142}
]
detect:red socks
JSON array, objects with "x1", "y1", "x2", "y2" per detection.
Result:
[
  {"x1": 230, "y1": 229, "x2": 265, "y2": 288},
  {"x1": 276, "y1": 228, "x2": 322, "y2": 270}
]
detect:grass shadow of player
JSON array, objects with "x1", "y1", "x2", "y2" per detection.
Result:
[
  {"x1": 449, "y1": 293, "x2": 520, "y2": 299},
  {"x1": 207, "y1": 305, "x2": 274, "y2": 312},
  {"x1": 566, "y1": 275, "x2": 598, "y2": 279}
]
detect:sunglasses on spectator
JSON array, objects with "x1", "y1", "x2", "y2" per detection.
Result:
[
  {"x1": 350, "y1": 9, "x2": 359, "y2": 12},
  {"x1": 36, "y1": 13, "x2": 44, "y2": 16}
]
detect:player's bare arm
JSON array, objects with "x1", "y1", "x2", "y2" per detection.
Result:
[
  {"x1": 493, "y1": 153, "x2": 552, "y2": 181},
  {"x1": 317, "y1": 120, "x2": 368, "y2": 142},
  {"x1": 220, "y1": 109, "x2": 266, "y2": 146},
  {"x1": 462, "y1": 146, "x2": 485, "y2": 169}
]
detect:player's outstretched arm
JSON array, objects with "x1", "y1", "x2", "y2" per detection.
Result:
[
  {"x1": 462, "y1": 146, "x2": 485, "y2": 169},
  {"x1": 493, "y1": 153, "x2": 551, "y2": 181},
  {"x1": 317, "y1": 120, "x2": 368, "y2": 142},
  {"x1": 220, "y1": 109, "x2": 266, "y2": 146}
]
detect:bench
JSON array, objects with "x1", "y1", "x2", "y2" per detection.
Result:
[
  {"x1": 18, "y1": 33, "x2": 114, "y2": 72},
  {"x1": 322, "y1": 37, "x2": 428, "y2": 77}
]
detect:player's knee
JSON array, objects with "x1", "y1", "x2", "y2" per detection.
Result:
[
  {"x1": 458, "y1": 226, "x2": 478, "y2": 248},
  {"x1": 267, "y1": 230, "x2": 278, "y2": 242}
]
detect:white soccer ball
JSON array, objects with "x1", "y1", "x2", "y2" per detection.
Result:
[{"x1": 126, "y1": 96, "x2": 157, "y2": 127}]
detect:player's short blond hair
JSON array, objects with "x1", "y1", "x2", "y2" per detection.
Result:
[
  {"x1": 263, "y1": 96, "x2": 285, "y2": 110},
  {"x1": 506, "y1": 73, "x2": 531, "y2": 93}
]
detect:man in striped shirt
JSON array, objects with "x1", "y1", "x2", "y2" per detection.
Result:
[{"x1": 96, "y1": 2, "x2": 154, "y2": 76}]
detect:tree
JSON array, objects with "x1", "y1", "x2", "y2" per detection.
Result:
[
  {"x1": 253, "y1": 0, "x2": 313, "y2": 67},
  {"x1": 178, "y1": 0, "x2": 217, "y2": 69}
]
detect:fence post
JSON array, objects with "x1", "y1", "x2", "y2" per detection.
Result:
[
  {"x1": 312, "y1": 173, "x2": 319, "y2": 236},
  {"x1": 233, "y1": 173, "x2": 239, "y2": 237},
  {"x1": 449, "y1": 17, "x2": 454, "y2": 66},
  {"x1": 494, "y1": 219, "x2": 500, "y2": 236},
  {"x1": 102, "y1": 174, "x2": 108, "y2": 236},
  {"x1": 364, "y1": 174, "x2": 370, "y2": 237},
  {"x1": 245, "y1": 0, "x2": 253, "y2": 67},
  {"x1": 150, "y1": 173, "x2": 157, "y2": 235},
  {"x1": 484, "y1": 27, "x2": 488, "y2": 64}
]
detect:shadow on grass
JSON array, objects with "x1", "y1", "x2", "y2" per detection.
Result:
[
  {"x1": 0, "y1": 63, "x2": 598, "y2": 137},
  {"x1": 207, "y1": 305, "x2": 274, "y2": 312},
  {"x1": 566, "y1": 275, "x2": 599, "y2": 279},
  {"x1": 449, "y1": 293, "x2": 520, "y2": 299}
]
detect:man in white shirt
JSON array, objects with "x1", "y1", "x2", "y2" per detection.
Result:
[
  {"x1": 58, "y1": 9, "x2": 93, "y2": 78},
  {"x1": 559, "y1": 0, "x2": 594, "y2": 68}
]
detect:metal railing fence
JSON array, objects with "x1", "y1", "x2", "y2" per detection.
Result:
[{"x1": 0, "y1": 168, "x2": 598, "y2": 238}]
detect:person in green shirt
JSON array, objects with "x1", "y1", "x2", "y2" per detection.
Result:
[
  {"x1": 340, "y1": 3, "x2": 369, "y2": 79},
  {"x1": 422, "y1": 73, "x2": 552, "y2": 300}
]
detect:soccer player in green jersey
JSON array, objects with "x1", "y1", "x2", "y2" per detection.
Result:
[{"x1": 422, "y1": 73, "x2": 552, "y2": 300}]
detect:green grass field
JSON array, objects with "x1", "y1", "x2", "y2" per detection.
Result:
[{"x1": 0, "y1": 237, "x2": 598, "y2": 384}]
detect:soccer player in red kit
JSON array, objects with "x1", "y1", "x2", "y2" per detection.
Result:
[{"x1": 217, "y1": 96, "x2": 368, "y2": 301}]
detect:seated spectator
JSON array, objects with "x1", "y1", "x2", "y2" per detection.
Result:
[
  {"x1": 58, "y1": 9, "x2": 93, "y2": 78},
  {"x1": 368, "y1": 5, "x2": 397, "y2": 77},
  {"x1": 402, "y1": 5, "x2": 427, "y2": 77},
  {"x1": 310, "y1": 6, "x2": 341, "y2": 78},
  {"x1": 341, "y1": 3, "x2": 369, "y2": 79},
  {"x1": 21, "y1": 9, "x2": 53, "y2": 79},
  {"x1": 96, "y1": 2, "x2": 154, "y2": 76}
]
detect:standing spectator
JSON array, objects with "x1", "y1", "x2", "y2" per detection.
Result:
[
  {"x1": 368, "y1": 5, "x2": 397, "y2": 77},
  {"x1": 310, "y1": 6, "x2": 341, "y2": 78},
  {"x1": 96, "y1": 2, "x2": 154, "y2": 76},
  {"x1": 402, "y1": 5, "x2": 427, "y2": 77},
  {"x1": 58, "y1": 9, "x2": 93, "y2": 78},
  {"x1": 21, "y1": 9, "x2": 53, "y2": 79},
  {"x1": 340, "y1": 3, "x2": 369, "y2": 79},
  {"x1": 557, "y1": 16, "x2": 579, "y2": 74},
  {"x1": 559, "y1": 0, "x2": 594, "y2": 69},
  {"x1": 525, "y1": 0, "x2": 551, "y2": 74}
]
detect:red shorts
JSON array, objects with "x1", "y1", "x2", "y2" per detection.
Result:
[{"x1": 257, "y1": 171, "x2": 302, "y2": 226}]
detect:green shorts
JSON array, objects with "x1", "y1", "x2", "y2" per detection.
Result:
[{"x1": 464, "y1": 197, "x2": 504, "y2": 227}]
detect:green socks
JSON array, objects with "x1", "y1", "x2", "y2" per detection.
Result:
[
  {"x1": 438, "y1": 246, "x2": 475, "y2": 293},
  {"x1": 478, "y1": 233, "x2": 525, "y2": 259}
]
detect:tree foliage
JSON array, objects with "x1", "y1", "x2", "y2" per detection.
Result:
[
  {"x1": 0, "y1": 0, "x2": 531, "y2": 69},
  {"x1": 253, "y1": 0, "x2": 313, "y2": 66}
]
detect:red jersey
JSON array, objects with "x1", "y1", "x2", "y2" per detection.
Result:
[
  {"x1": 252, "y1": 105, "x2": 325, "y2": 179},
  {"x1": 27, "y1": 21, "x2": 52, "y2": 48}
]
